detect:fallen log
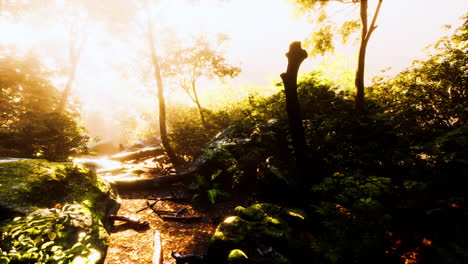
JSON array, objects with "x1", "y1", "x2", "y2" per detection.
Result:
[
  {"x1": 110, "y1": 146, "x2": 165, "y2": 162},
  {"x1": 109, "y1": 215, "x2": 150, "y2": 230},
  {"x1": 112, "y1": 170, "x2": 197, "y2": 192},
  {"x1": 152, "y1": 230, "x2": 163, "y2": 264},
  {"x1": 171, "y1": 250, "x2": 205, "y2": 264}
]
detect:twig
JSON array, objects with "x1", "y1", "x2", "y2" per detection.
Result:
[
  {"x1": 136, "y1": 201, "x2": 157, "y2": 213},
  {"x1": 175, "y1": 208, "x2": 187, "y2": 217},
  {"x1": 161, "y1": 216, "x2": 202, "y2": 223},
  {"x1": 147, "y1": 201, "x2": 163, "y2": 219}
]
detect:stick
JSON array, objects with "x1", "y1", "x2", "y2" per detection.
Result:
[
  {"x1": 175, "y1": 208, "x2": 187, "y2": 217},
  {"x1": 136, "y1": 201, "x2": 157, "y2": 213},
  {"x1": 152, "y1": 230, "x2": 163, "y2": 264},
  {"x1": 108, "y1": 215, "x2": 150, "y2": 230},
  {"x1": 147, "y1": 201, "x2": 163, "y2": 219},
  {"x1": 161, "y1": 216, "x2": 202, "y2": 222}
]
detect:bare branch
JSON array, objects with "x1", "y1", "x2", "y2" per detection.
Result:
[{"x1": 365, "y1": 0, "x2": 383, "y2": 43}]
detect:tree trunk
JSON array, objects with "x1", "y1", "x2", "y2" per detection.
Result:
[
  {"x1": 191, "y1": 80, "x2": 207, "y2": 128},
  {"x1": 147, "y1": 14, "x2": 181, "y2": 169},
  {"x1": 112, "y1": 170, "x2": 197, "y2": 192},
  {"x1": 57, "y1": 19, "x2": 87, "y2": 112},
  {"x1": 280, "y1": 41, "x2": 308, "y2": 182},
  {"x1": 57, "y1": 61, "x2": 78, "y2": 112},
  {"x1": 354, "y1": 0, "x2": 368, "y2": 111},
  {"x1": 355, "y1": 0, "x2": 383, "y2": 111}
]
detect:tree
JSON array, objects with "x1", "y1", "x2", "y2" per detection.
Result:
[
  {"x1": 162, "y1": 34, "x2": 241, "y2": 128},
  {"x1": 144, "y1": 2, "x2": 182, "y2": 168},
  {"x1": 280, "y1": 42, "x2": 309, "y2": 184},
  {"x1": 0, "y1": 54, "x2": 88, "y2": 160},
  {"x1": 56, "y1": 10, "x2": 88, "y2": 112},
  {"x1": 290, "y1": 0, "x2": 383, "y2": 110},
  {"x1": 0, "y1": 0, "x2": 89, "y2": 112},
  {"x1": 370, "y1": 14, "x2": 468, "y2": 134}
]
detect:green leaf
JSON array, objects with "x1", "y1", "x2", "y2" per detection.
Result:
[
  {"x1": 33, "y1": 235, "x2": 42, "y2": 244},
  {"x1": 51, "y1": 245, "x2": 62, "y2": 252},
  {"x1": 211, "y1": 169, "x2": 223, "y2": 181},
  {"x1": 47, "y1": 231, "x2": 57, "y2": 241},
  {"x1": 40, "y1": 241, "x2": 54, "y2": 250},
  {"x1": 26, "y1": 247, "x2": 38, "y2": 253},
  {"x1": 0, "y1": 256, "x2": 9, "y2": 264}
]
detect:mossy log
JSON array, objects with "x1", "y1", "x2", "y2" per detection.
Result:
[
  {"x1": 110, "y1": 146, "x2": 165, "y2": 162},
  {"x1": 111, "y1": 170, "x2": 197, "y2": 192}
]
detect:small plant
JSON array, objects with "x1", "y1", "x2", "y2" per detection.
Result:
[{"x1": 0, "y1": 204, "x2": 97, "y2": 264}]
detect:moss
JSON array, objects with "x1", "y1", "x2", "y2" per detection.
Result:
[
  {"x1": 227, "y1": 249, "x2": 248, "y2": 264},
  {"x1": 0, "y1": 160, "x2": 118, "y2": 214},
  {"x1": 235, "y1": 206, "x2": 267, "y2": 222},
  {"x1": 0, "y1": 160, "x2": 119, "y2": 263},
  {"x1": 209, "y1": 203, "x2": 308, "y2": 264}
]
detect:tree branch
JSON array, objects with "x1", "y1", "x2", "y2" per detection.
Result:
[{"x1": 365, "y1": 0, "x2": 383, "y2": 43}]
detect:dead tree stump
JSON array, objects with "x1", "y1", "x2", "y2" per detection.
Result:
[{"x1": 280, "y1": 41, "x2": 308, "y2": 181}]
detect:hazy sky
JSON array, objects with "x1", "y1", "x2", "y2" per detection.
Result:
[
  {"x1": 2, "y1": 0, "x2": 466, "y2": 94},
  {"x1": 0, "y1": 0, "x2": 467, "y2": 142},
  {"x1": 202, "y1": 0, "x2": 468, "y2": 87}
]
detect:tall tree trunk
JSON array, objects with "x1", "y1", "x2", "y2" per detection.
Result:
[
  {"x1": 191, "y1": 80, "x2": 207, "y2": 128},
  {"x1": 54, "y1": 20, "x2": 86, "y2": 161},
  {"x1": 57, "y1": 58, "x2": 79, "y2": 112},
  {"x1": 355, "y1": 0, "x2": 383, "y2": 110},
  {"x1": 147, "y1": 15, "x2": 181, "y2": 169},
  {"x1": 280, "y1": 41, "x2": 308, "y2": 182},
  {"x1": 57, "y1": 18, "x2": 87, "y2": 112}
]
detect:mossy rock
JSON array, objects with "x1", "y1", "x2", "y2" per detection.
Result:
[
  {"x1": 208, "y1": 203, "x2": 307, "y2": 264},
  {"x1": 0, "y1": 159, "x2": 120, "y2": 263},
  {"x1": 227, "y1": 249, "x2": 249, "y2": 264}
]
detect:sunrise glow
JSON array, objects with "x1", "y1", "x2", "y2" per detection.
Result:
[{"x1": 0, "y1": 0, "x2": 466, "y2": 144}]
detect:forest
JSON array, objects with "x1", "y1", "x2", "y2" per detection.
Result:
[{"x1": 0, "y1": 0, "x2": 467, "y2": 263}]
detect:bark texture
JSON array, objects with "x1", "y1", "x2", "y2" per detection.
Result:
[{"x1": 280, "y1": 41, "x2": 308, "y2": 180}]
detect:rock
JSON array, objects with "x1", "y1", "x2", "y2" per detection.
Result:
[
  {"x1": 88, "y1": 140, "x2": 119, "y2": 155},
  {"x1": 208, "y1": 203, "x2": 307, "y2": 264},
  {"x1": 0, "y1": 159, "x2": 120, "y2": 263},
  {"x1": 227, "y1": 249, "x2": 249, "y2": 264},
  {"x1": 125, "y1": 136, "x2": 161, "y2": 152}
]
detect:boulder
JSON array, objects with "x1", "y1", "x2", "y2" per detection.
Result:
[
  {"x1": 87, "y1": 140, "x2": 119, "y2": 156},
  {"x1": 125, "y1": 136, "x2": 161, "y2": 152},
  {"x1": 0, "y1": 159, "x2": 120, "y2": 264}
]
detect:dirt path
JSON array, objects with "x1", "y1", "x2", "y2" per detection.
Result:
[
  {"x1": 103, "y1": 187, "x2": 238, "y2": 264},
  {"x1": 74, "y1": 154, "x2": 241, "y2": 263}
]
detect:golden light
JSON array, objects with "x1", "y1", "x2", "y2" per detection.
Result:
[{"x1": 1, "y1": 0, "x2": 466, "y2": 144}]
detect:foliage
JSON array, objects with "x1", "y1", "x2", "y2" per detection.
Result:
[
  {"x1": 0, "y1": 160, "x2": 118, "y2": 264},
  {"x1": 161, "y1": 32, "x2": 241, "y2": 127},
  {"x1": 305, "y1": 15, "x2": 468, "y2": 263},
  {"x1": 369, "y1": 15, "x2": 467, "y2": 138},
  {"x1": 311, "y1": 173, "x2": 393, "y2": 263},
  {"x1": 0, "y1": 54, "x2": 88, "y2": 161},
  {"x1": 176, "y1": 14, "x2": 468, "y2": 263},
  {"x1": 0, "y1": 205, "x2": 98, "y2": 264},
  {"x1": 188, "y1": 147, "x2": 241, "y2": 205}
]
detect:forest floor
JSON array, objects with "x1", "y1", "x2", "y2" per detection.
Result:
[
  {"x1": 84, "y1": 155, "x2": 242, "y2": 264},
  {"x1": 103, "y1": 187, "x2": 241, "y2": 264}
]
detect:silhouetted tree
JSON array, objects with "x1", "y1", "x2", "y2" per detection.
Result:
[{"x1": 291, "y1": 0, "x2": 383, "y2": 110}]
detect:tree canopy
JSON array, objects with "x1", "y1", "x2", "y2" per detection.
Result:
[{"x1": 0, "y1": 54, "x2": 88, "y2": 160}]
